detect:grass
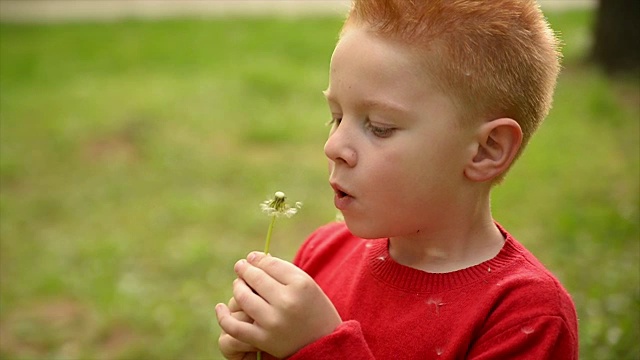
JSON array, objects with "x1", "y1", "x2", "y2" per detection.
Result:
[{"x1": 0, "y1": 10, "x2": 638, "y2": 360}]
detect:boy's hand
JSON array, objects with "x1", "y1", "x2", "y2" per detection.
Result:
[
  {"x1": 217, "y1": 297, "x2": 259, "y2": 360},
  {"x1": 216, "y1": 252, "x2": 342, "y2": 359}
]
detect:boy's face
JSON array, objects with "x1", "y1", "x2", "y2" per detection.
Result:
[{"x1": 324, "y1": 26, "x2": 477, "y2": 239}]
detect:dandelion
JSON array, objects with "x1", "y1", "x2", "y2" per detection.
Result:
[
  {"x1": 258, "y1": 191, "x2": 301, "y2": 360},
  {"x1": 260, "y1": 191, "x2": 302, "y2": 218},
  {"x1": 260, "y1": 191, "x2": 302, "y2": 254}
]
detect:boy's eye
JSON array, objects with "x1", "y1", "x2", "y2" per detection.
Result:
[
  {"x1": 326, "y1": 117, "x2": 342, "y2": 127},
  {"x1": 366, "y1": 122, "x2": 395, "y2": 138}
]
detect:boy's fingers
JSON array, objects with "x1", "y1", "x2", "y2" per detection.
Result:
[
  {"x1": 218, "y1": 332, "x2": 260, "y2": 356},
  {"x1": 245, "y1": 252, "x2": 305, "y2": 285},
  {"x1": 232, "y1": 278, "x2": 271, "y2": 320},
  {"x1": 234, "y1": 259, "x2": 283, "y2": 301},
  {"x1": 228, "y1": 297, "x2": 241, "y2": 312},
  {"x1": 232, "y1": 309, "x2": 253, "y2": 323},
  {"x1": 227, "y1": 297, "x2": 253, "y2": 323},
  {"x1": 215, "y1": 303, "x2": 262, "y2": 345}
]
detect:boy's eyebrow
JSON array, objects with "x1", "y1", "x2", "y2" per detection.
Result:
[{"x1": 323, "y1": 90, "x2": 410, "y2": 115}]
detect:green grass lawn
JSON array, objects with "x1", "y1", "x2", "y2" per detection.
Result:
[{"x1": 1, "y1": 10, "x2": 638, "y2": 360}]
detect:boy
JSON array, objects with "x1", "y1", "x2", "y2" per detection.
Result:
[{"x1": 216, "y1": 0, "x2": 579, "y2": 358}]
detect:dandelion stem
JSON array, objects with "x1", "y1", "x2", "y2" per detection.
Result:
[
  {"x1": 256, "y1": 191, "x2": 300, "y2": 360},
  {"x1": 264, "y1": 215, "x2": 276, "y2": 254},
  {"x1": 259, "y1": 215, "x2": 276, "y2": 360}
]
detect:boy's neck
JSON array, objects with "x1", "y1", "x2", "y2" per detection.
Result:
[{"x1": 388, "y1": 195, "x2": 504, "y2": 274}]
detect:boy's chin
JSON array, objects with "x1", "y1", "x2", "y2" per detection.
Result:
[{"x1": 344, "y1": 219, "x2": 389, "y2": 240}]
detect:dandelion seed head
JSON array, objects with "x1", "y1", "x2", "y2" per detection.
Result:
[{"x1": 260, "y1": 191, "x2": 302, "y2": 218}]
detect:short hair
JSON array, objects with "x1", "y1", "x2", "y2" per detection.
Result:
[{"x1": 342, "y1": 0, "x2": 561, "y2": 158}]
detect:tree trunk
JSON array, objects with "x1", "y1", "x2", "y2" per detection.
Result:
[{"x1": 591, "y1": 0, "x2": 640, "y2": 74}]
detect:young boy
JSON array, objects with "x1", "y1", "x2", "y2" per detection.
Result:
[{"x1": 216, "y1": 0, "x2": 579, "y2": 359}]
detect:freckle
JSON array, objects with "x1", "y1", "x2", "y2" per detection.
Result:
[{"x1": 521, "y1": 326, "x2": 534, "y2": 335}]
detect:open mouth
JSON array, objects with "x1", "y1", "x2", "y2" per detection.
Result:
[
  {"x1": 331, "y1": 182, "x2": 354, "y2": 210},
  {"x1": 331, "y1": 183, "x2": 351, "y2": 198}
]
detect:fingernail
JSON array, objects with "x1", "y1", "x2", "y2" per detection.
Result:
[
  {"x1": 234, "y1": 259, "x2": 246, "y2": 271},
  {"x1": 247, "y1": 252, "x2": 257, "y2": 263}
]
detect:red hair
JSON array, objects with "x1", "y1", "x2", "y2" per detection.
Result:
[{"x1": 343, "y1": 0, "x2": 561, "y2": 155}]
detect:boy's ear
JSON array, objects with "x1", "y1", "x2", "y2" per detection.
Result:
[{"x1": 464, "y1": 118, "x2": 523, "y2": 183}]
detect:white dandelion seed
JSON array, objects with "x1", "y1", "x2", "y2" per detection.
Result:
[{"x1": 260, "y1": 191, "x2": 302, "y2": 218}]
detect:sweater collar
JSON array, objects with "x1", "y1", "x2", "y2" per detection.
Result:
[{"x1": 366, "y1": 223, "x2": 524, "y2": 293}]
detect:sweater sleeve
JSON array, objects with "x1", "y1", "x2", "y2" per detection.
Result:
[
  {"x1": 289, "y1": 224, "x2": 376, "y2": 359},
  {"x1": 287, "y1": 321, "x2": 375, "y2": 360},
  {"x1": 467, "y1": 315, "x2": 578, "y2": 360}
]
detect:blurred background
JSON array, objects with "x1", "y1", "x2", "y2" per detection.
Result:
[{"x1": 0, "y1": 0, "x2": 638, "y2": 359}]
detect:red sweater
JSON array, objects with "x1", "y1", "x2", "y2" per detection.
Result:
[{"x1": 287, "y1": 222, "x2": 578, "y2": 359}]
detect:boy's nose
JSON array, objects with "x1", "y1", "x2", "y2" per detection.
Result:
[{"x1": 324, "y1": 123, "x2": 357, "y2": 167}]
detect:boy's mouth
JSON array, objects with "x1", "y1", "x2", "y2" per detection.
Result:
[
  {"x1": 330, "y1": 182, "x2": 354, "y2": 210},
  {"x1": 331, "y1": 183, "x2": 351, "y2": 198}
]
